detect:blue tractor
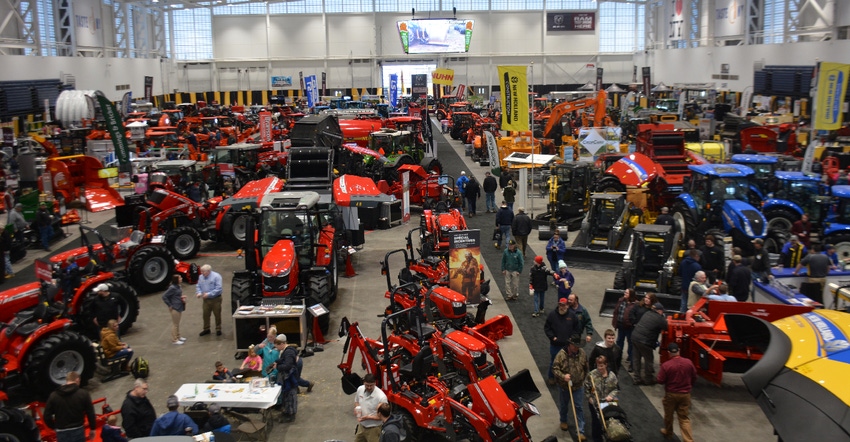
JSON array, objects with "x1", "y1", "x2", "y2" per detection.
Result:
[
  {"x1": 730, "y1": 153, "x2": 803, "y2": 199},
  {"x1": 822, "y1": 186, "x2": 850, "y2": 261},
  {"x1": 672, "y1": 164, "x2": 767, "y2": 252},
  {"x1": 761, "y1": 171, "x2": 828, "y2": 232}
]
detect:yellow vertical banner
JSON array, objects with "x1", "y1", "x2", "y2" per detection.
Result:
[
  {"x1": 815, "y1": 62, "x2": 850, "y2": 130},
  {"x1": 498, "y1": 66, "x2": 529, "y2": 132},
  {"x1": 432, "y1": 68, "x2": 455, "y2": 86}
]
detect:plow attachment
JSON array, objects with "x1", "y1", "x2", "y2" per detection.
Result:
[
  {"x1": 564, "y1": 246, "x2": 626, "y2": 268},
  {"x1": 473, "y1": 314, "x2": 513, "y2": 342},
  {"x1": 500, "y1": 368, "x2": 541, "y2": 404}
]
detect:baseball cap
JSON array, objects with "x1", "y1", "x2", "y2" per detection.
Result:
[
  {"x1": 751, "y1": 238, "x2": 764, "y2": 245},
  {"x1": 518, "y1": 207, "x2": 525, "y2": 213},
  {"x1": 534, "y1": 256, "x2": 544, "y2": 264},
  {"x1": 14, "y1": 203, "x2": 22, "y2": 209},
  {"x1": 166, "y1": 395, "x2": 179, "y2": 408},
  {"x1": 569, "y1": 334, "x2": 582, "y2": 345},
  {"x1": 827, "y1": 244, "x2": 836, "y2": 250},
  {"x1": 94, "y1": 283, "x2": 110, "y2": 292},
  {"x1": 508, "y1": 240, "x2": 516, "y2": 246},
  {"x1": 275, "y1": 333, "x2": 287, "y2": 343},
  {"x1": 653, "y1": 302, "x2": 665, "y2": 311},
  {"x1": 667, "y1": 342, "x2": 679, "y2": 352},
  {"x1": 558, "y1": 298, "x2": 568, "y2": 305},
  {"x1": 660, "y1": 207, "x2": 669, "y2": 213},
  {"x1": 461, "y1": 171, "x2": 466, "y2": 175},
  {"x1": 208, "y1": 403, "x2": 221, "y2": 414}
]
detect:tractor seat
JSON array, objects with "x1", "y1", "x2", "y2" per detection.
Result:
[
  {"x1": 10, "y1": 304, "x2": 48, "y2": 336},
  {"x1": 120, "y1": 230, "x2": 145, "y2": 250}
]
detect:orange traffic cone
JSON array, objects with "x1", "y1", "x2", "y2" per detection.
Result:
[{"x1": 344, "y1": 253, "x2": 357, "y2": 278}]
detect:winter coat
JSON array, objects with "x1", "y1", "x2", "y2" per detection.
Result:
[
  {"x1": 483, "y1": 175, "x2": 498, "y2": 193},
  {"x1": 101, "y1": 425, "x2": 128, "y2": 442},
  {"x1": 465, "y1": 179, "x2": 480, "y2": 200},
  {"x1": 495, "y1": 207, "x2": 514, "y2": 227},
  {"x1": 121, "y1": 391, "x2": 156, "y2": 439},
  {"x1": 100, "y1": 326, "x2": 125, "y2": 359},
  {"x1": 555, "y1": 268, "x2": 575, "y2": 297},
  {"x1": 511, "y1": 212, "x2": 532, "y2": 236},
  {"x1": 529, "y1": 263, "x2": 553, "y2": 291},
  {"x1": 150, "y1": 411, "x2": 198, "y2": 436},
  {"x1": 380, "y1": 413, "x2": 407, "y2": 442},
  {"x1": 553, "y1": 347, "x2": 587, "y2": 391},
  {"x1": 502, "y1": 186, "x2": 516, "y2": 203},
  {"x1": 92, "y1": 295, "x2": 120, "y2": 328},
  {"x1": 255, "y1": 338, "x2": 280, "y2": 379},
  {"x1": 456, "y1": 175, "x2": 469, "y2": 195},
  {"x1": 585, "y1": 369, "x2": 619, "y2": 406},
  {"x1": 501, "y1": 247, "x2": 524, "y2": 273},
  {"x1": 572, "y1": 304, "x2": 594, "y2": 338},
  {"x1": 678, "y1": 256, "x2": 701, "y2": 293},
  {"x1": 44, "y1": 383, "x2": 96, "y2": 431},
  {"x1": 544, "y1": 308, "x2": 579, "y2": 347},
  {"x1": 161, "y1": 283, "x2": 185, "y2": 312},
  {"x1": 588, "y1": 341, "x2": 623, "y2": 373},
  {"x1": 202, "y1": 413, "x2": 232, "y2": 433},
  {"x1": 631, "y1": 310, "x2": 668, "y2": 347}
]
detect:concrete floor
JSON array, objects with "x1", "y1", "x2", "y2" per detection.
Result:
[{"x1": 7, "y1": 125, "x2": 778, "y2": 442}]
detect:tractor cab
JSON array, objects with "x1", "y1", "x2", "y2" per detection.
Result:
[
  {"x1": 538, "y1": 162, "x2": 597, "y2": 231},
  {"x1": 731, "y1": 154, "x2": 779, "y2": 198},
  {"x1": 369, "y1": 129, "x2": 415, "y2": 157},
  {"x1": 615, "y1": 223, "x2": 681, "y2": 295},
  {"x1": 572, "y1": 193, "x2": 632, "y2": 250}
]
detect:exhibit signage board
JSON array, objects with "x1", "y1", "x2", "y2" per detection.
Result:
[
  {"x1": 546, "y1": 12, "x2": 595, "y2": 31},
  {"x1": 448, "y1": 230, "x2": 483, "y2": 304}
]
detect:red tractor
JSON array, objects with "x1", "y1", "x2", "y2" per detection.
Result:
[
  {"x1": 418, "y1": 204, "x2": 468, "y2": 258},
  {"x1": 232, "y1": 191, "x2": 343, "y2": 332},
  {"x1": 338, "y1": 308, "x2": 540, "y2": 442}
]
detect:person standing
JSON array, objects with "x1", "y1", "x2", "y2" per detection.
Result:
[
  {"x1": 553, "y1": 334, "x2": 588, "y2": 440},
  {"x1": 150, "y1": 395, "x2": 198, "y2": 436},
  {"x1": 501, "y1": 240, "x2": 524, "y2": 301},
  {"x1": 678, "y1": 249, "x2": 701, "y2": 312},
  {"x1": 750, "y1": 238, "x2": 772, "y2": 286},
  {"x1": 794, "y1": 244, "x2": 833, "y2": 295},
  {"x1": 499, "y1": 171, "x2": 512, "y2": 189},
  {"x1": 511, "y1": 207, "x2": 533, "y2": 256},
  {"x1": 698, "y1": 235, "x2": 724, "y2": 284},
  {"x1": 657, "y1": 343, "x2": 697, "y2": 441},
  {"x1": 8, "y1": 203, "x2": 27, "y2": 232},
  {"x1": 121, "y1": 379, "x2": 156, "y2": 439},
  {"x1": 495, "y1": 202, "x2": 514, "y2": 249},
  {"x1": 36, "y1": 201, "x2": 53, "y2": 251},
  {"x1": 465, "y1": 176, "x2": 480, "y2": 217},
  {"x1": 502, "y1": 181, "x2": 516, "y2": 212},
  {"x1": 44, "y1": 372, "x2": 96, "y2": 442},
  {"x1": 354, "y1": 373, "x2": 388, "y2": 442},
  {"x1": 196, "y1": 264, "x2": 223, "y2": 336},
  {"x1": 585, "y1": 355, "x2": 620, "y2": 442},
  {"x1": 568, "y1": 294, "x2": 594, "y2": 345},
  {"x1": 162, "y1": 275, "x2": 187, "y2": 345},
  {"x1": 654, "y1": 207, "x2": 674, "y2": 226},
  {"x1": 91, "y1": 284, "x2": 120, "y2": 334},
  {"x1": 726, "y1": 255, "x2": 752, "y2": 302},
  {"x1": 377, "y1": 403, "x2": 406, "y2": 442},
  {"x1": 555, "y1": 260, "x2": 575, "y2": 298},
  {"x1": 611, "y1": 288, "x2": 638, "y2": 372},
  {"x1": 630, "y1": 302, "x2": 668, "y2": 385},
  {"x1": 456, "y1": 171, "x2": 469, "y2": 210},
  {"x1": 544, "y1": 298, "x2": 579, "y2": 385},
  {"x1": 482, "y1": 171, "x2": 498, "y2": 213},
  {"x1": 780, "y1": 235, "x2": 807, "y2": 268},
  {"x1": 271, "y1": 334, "x2": 299, "y2": 423},
  {"x1": 255, "y1": 326, "x2": 280, "y2": 381},
  {"x1": 790, "y1": 213, "x2": 813, "y2": 248},
  {"x1": 589, "y1": 329, "x2": 623, "y2": 374},
  {"x1": 824, "y1": 244, "x2": 842, "y2": 270},
  {"x1": 688, "y1": 271, "x2": 719, "y2": 307},
  {"x1": 529, "y1": 256, "x2": 555, "y2": 317},
  {"x1": 546, "y1": 230, "x2": 567, "y2": 271}
]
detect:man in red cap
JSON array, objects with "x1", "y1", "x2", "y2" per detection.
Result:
[{"x1": 529, "y1": 256, "x2": 557, "y2": 317}]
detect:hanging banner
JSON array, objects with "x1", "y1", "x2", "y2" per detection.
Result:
[
  {"x1": 94, "y1": 91, "x2": 130, "y2": 166},
  {"x1": 321, "y1": 72, "x2": 327, "y2": 97},
  {"x1": 814, "y1": 62, "x2": 850, "y2": 130},
  {"x1": 305, "y1": 75, "x2": 318, "y2": 109},
  {"x1": 299, "y1": 71, "x2": 305, "y2": 96},
  {"x1": 144, "y1": 76, "x2": 153, "y2": 102},
  {"x1": 546, "y1": 12, "x2": 596, "y2": 31},
  {"x1": 667, "y1": 0, "x2": 686, "y2": 41},
  {"x1": 120, "y1": 91, "x2": 132, "y2": 117},
  {"x1": 259, "y1": 111, "x2": 272, "y2": 143},
  {"x1": 432, "y1": 68, "x2": 455, "y2": 86},
  {"x1": 402, "y1": 170, "x2": 410, "y2": 223},
  {"x1": 271, "y1": 76, "x2": 292, "y2": 88},
  {"x1": 498, "y1": 66, "x2": 529, "y2": 132},
  {"x1": 455, "y1": 84, "x2": 466, "y2": 100},
  {"x1": 642, "y1": 67, "x2": 652, "y2": 97},
  {"x1": 448, "y1": 230, "x2": 483, "y2": 304},
  {"x1": 389, "y1": 74, "x2": 398, "y2": 108},
  {"x1": 596, "y1": 68, "x2": 604, "y2": 93}
]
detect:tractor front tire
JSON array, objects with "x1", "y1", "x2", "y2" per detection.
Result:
[
  {"x1": 222, "y1": 212, "x2": 251, "y2": 249},
  {"x1": 231, "y1": 276, "x2": 257, "y2": 313},
  {"x1": 306, "y1": 273, "x2": 332, "y2": 335},
  {"x1": 0, "y1": 407, "x2": 40, "y2": 442},
  {"x1": 166, "y1": 226, "x2": 202, "y2": 260},
  {"x1": 613, "y1": 269, "x2": 626, "y2": 290},
  {"x1": 128, "y1": 246, "x2": 176, "y2": 293},
  {"x1": 107, "y1": 280, "x2": 140, "y2": 336},
  {"x1": 25, "y1": 331, "x2": 96, "y2": 397}
]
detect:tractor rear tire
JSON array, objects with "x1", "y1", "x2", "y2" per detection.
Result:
[
  {"x1": 673, "y1": 202, "x2": 698, "y2": 242},
  {"x1": 613, "y1": 269, "x2": 626, "y2": 290},
  {"x1": 399, "y1": 409, "x2": 422, "y2": 442},
  {"x1": 0, "y1": 407, "x2": 40, "y2": 442},
  {"x1": 423, "y1": 158, "x2": 443, "y2": 175},
  {"x1": 828, "y1": 235, "x2": 850, "y2": 263},
  {"x1": 167, "y1": 226, "x2": 202, "y2": 260},
  {"x1": 670, "y1": 276, "x2": 682, "y2": 296},
  {"x1": 450, "y1": 125, "x2": 464, "y2": 140},
  {"x1": 106, "y1": 280, "x2": 139, "y2": 336},
  {"x1": 128, "y1": 246, "x2": 175, "y2": 293},
  {"x1": 231, "y1": 276, "x2": 257, "y2": 313},
  {"x1": 306, "y1": 273, "x2": 332, "y2": 335},
  {"x1": 765, "y1": 208, "x2": 798, "y2": 233},
  {"x1": 596, "y1": 177, "x2": 626, "y2": 193},
  {"x1": 25, "y1": 331, "x2": 96, "y2": 397},
  {"x1": 223, "y1": 212, "x2": 251, "y2": 249}
]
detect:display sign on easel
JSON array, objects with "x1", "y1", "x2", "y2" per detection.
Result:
[
  {"x1": 307, "y1": 303, "x2": 329, "y2": 349},
  {"x1": 448, "y1": 230, "x2": 483, "y2": 304}
]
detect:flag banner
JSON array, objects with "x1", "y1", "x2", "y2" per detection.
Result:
[
  {"x1": 389, "y1": 74, "x2": 398, "y2": 108},
  {"x1": 305, "y1": 75, "x2": 318, "y2": 108},
  {"x1": 95, "y1": 92, "x2": 130, "y2": 166},
  {"x1": 814, "y1": 62, "x2": 850, "y2": 130},
  {"x1": 144, "y1": 76, "x2": 153, "y2": 102},
  {"x1": 498, "y1": 66, "x2": 529, "y2": 132},
  {"x1": 432, "y1": 68, "x2": 455, "y2": 86}
]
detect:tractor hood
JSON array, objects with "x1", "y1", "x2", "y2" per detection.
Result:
[
  {"x1": 722, "y1": 200, "x2": 767, "y2": 238},
  {"x1": 220, "y1": 177, "x2": 285, "y2": 209},
  {"x1": 261, "y1": 239, "x2": 296, "y2": 277},
  {"x1": 606, "y1": 153, "x2": 658, "y2": 187}
]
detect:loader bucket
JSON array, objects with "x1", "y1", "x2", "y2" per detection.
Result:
[
  {"x1": 501, "y1": 368, "x2": 541, "y2": 404},
  {"x1": 654, "y1": 292, "x2": 683, "y2": 312},
  {"x1": 599, "y1": 289, "x2": 624, "y2": 317},
  {"x1": 341, "y1": 372, "x2": 362, "y2": 395},
  {"x1": 473, "y1": 314, "x2": 513, "y2": 342},
  {"x1": 564, "y1": 247, "x2": 626, "y2": 268},
  {"x1": 84, "y1": 186, "x2": 125, "y2": 212}
]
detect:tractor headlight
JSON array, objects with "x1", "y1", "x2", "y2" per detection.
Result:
[
  {"x1": 743, "y1": 222, "x2": 754, "y2": 237},
  {"x1": 452, "y1": 301, "x2": 464, "y2": 308},
  {"x1": 492, "y1": 418, "x2": 508, "y2": 428}
]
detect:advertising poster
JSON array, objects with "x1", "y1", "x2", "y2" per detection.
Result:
[
  {"x1": 271, "y1": 76, "x2": 292, "y2": 88},
  {"x1": 546, "y1": 12, "x2": 595, "y2": 31},
  {"x1": 667, "y1": 0, "x2": 686, "y2": 41},
  {"x1": 389, "y1": 74, "x2": 398, "y2": 108},
  {"x1": 305, "y1": 75, "x2": 318, "y2": 108},
  {"x1": 498, "y1": 66, "x2": 529, "y2": 132},
  {"x1": 814, "y1": 62, "x2": 850, "y2": 130},
  {"x1": 432, "y1": 68, "x2": 454, "y2": 86},
  {"x1": 74, "y1": 0, "x2": 103, "y2": 48},
  {"x1": 144, "y1": 76, "x2": 153, "y2": 102},
  {"x1": 448, "y1": 230, "x2": 483, "y2": 304},
  {"x1": 715, "y1": 0, "x2": 745, "y2": 37},
  {"x1": 402, "y1": 171, "x2": 410, "y2": 223}
]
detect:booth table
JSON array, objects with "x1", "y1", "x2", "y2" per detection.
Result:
[
  {"x1": 174, "y1": 383, "x2": 281, "y2": 425},
  {"x1": 232, "y1": 303, "x2": 307, "y2": 351}
]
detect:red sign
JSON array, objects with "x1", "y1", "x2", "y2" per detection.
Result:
[{"x1": 259, "y1": 111, "x2": 272, "y2": 143}]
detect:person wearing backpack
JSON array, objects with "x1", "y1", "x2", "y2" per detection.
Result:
[
  {"x1": 611, "y1": 288, "x2": 638, "y2": 372},
  {"x1": 270, "y1": 334, "x2": 299, "y2": 423}
]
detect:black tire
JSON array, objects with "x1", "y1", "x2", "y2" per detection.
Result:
[
  {"x1": 596, "y1": 177, "x2": 626, "y2": 193},
  {"x1": 306, "y1": 273, "x2": 332, "y2": 335},
  {"x1": 423, "y1": 158, "x2": 443, "y2": 175},
  {"x1": 827, "y1": 234, "x2": 850, "y2": 263},
  {"x1": 0, "y1": 407, "x2": 40, "y2": 442},
  {"x1": 670, "y1": 276, "x2": 682, "y2": 295},
  {"x1": 127, "y1": 246, "x2": 175, "y2": 293},
  {"x1": 673, "y1": 202, "x2": 698, "y2": 242},
  {"x1": 223, "y1": 212, "x2": 251, "y2": 249},
  {"x1": 24, "y1": 331, "x2": 96, "y2": 397},
  {"x1": 450, "y1": 125, "x2": 464, "y2": 140},
  {"x1": 387, "y1": 156, "x2": 417, "y2": 184},
  {"x1": 166, "y1": 226, "x2": 202, "y2": 260},
  {"x1": 231, "y1": 276, "x2": 257, "y2": 313},
  {"x1": 613, "y1": 269, "x2": 626, "y2": 290},
  {"x1": 107, "y1": 280, "x2": 140, "y2": 335},
  {"x1": 764, "y1": 208, "x2": 798, "y2": 233},
  {"x1": 399, "y1": 409, "x2": 422, "y2": 442}
]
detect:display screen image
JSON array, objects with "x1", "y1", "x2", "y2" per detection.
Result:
[{"x1": 397, "y1": 19, "x2": 474, "y2": 54}]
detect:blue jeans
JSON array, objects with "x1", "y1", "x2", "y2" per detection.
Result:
[
  {"x1": 485, "y1": 192, "x2": 496, "y2": 211},
  {"x1": 55, "y1": 426, "x2": 85, "y2": 442},
  {"x1": 4, "y1": 252, "x2": 12, "y2": 275},
  {"x1": 40, "y1": 225, "x2": 53, "y2": 249},
  {"x1": 499, "y1": 225, "x2": 511, "y2": 248},
  {"x1": 296, "y1": 356, "x2": 310, "y2": 388},
  {"x1": 616, "y1": 328, "x2": 633, "y2": 369},
  {"x1": 467, "y1": 196, "x2": 477, "y2": 215},
  {"x1": 507, "y1": 202, "x2": 514, "y2": 212},
  {"x1": 548, "y1": 344, "x2": 562, "y2": 379},
  {"x1": 533, "y1": 290, "x2": 546, "y2": 314},
  {"x1": 113, "y1": 348, "x2": 133, "y2": 361},
  {"x1": 558, "y1": 385, "x2": 586, "y2": 433}
]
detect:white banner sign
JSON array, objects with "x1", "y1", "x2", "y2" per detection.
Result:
[
  {"x1": 667, "y1": 0, "x2": 687, "y2": 42},
  {"x1": 714, "y1": 0, "x2": 745, "y2": 37},
  {"x1": 74, "y1": 0, "x2": 104, "y2": 48}
]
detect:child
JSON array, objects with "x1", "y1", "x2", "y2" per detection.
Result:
[
  {"x1": 241, "y1": 345, "x2": 262, "y2": 371},
  {"x1": 101, "y1": 415, "x2": 128, "y2": 442},
  {"x1": 212, "y1": 361, "x2": 235, "y2": 382}
]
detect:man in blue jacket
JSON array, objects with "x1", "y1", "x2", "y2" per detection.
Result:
[{"x1": 150, "y1": 395, "x2": 198, "y2": 436}]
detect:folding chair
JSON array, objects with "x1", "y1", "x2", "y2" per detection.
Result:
[{"x1": 225, "y1": 410, "x2": 268, "y2": 442}]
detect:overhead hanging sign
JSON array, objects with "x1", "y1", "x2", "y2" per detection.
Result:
[
  {"x1": 715, "y1": 0, "x2": 745, "y2": 37},
  {"x1": 94, "y1": 91, "x2": 130, "y2": 166},
  {"x1": 498, "y1": 65, "x2": 529, "y2": 132},
  {"x1": 546, "y1": 12, "x2": 596, "y2": 31},
  {"x1": 667, "y1": 0, "x2": 686, "y2": 42},
  {"x1": 271, "y1": 76, "x2": 292, "y2": 88},
  {"x1": 432, "y1": 68, "x2": 455, "y2": 86},
  {"x1": 813, "y1": 62, "x2": 850, "y2": 130}
]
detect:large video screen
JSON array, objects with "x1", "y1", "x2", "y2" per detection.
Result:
[{"x1": 397, "y1": 19, "x2": 474, "y2": 54}]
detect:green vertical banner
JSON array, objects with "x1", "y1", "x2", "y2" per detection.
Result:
[{"x1": 95, "y1": 91, "x2": 131, "y2": 166}]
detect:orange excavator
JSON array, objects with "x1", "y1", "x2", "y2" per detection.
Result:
[{"x1": 539, "y1": 90, "x2": 611, "y2": 151}]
